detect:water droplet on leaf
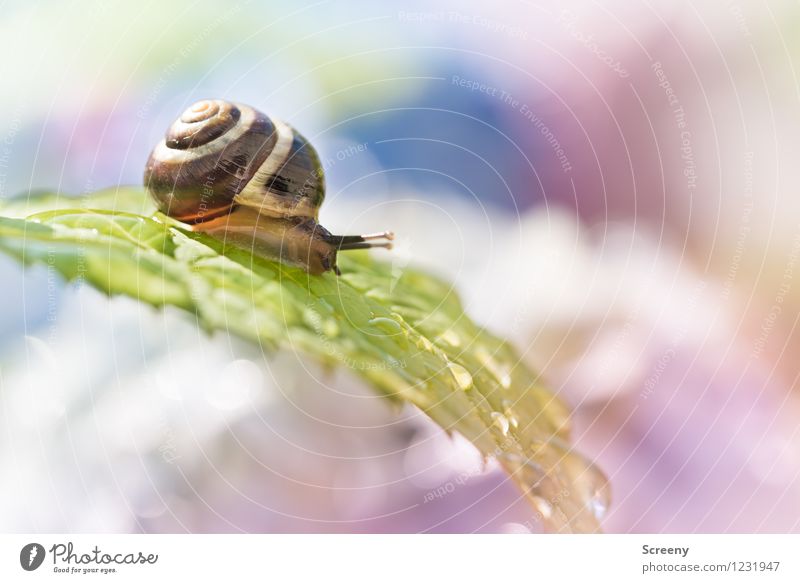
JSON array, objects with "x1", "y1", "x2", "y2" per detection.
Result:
[
  {"x1": 447, "y1": 362, "x2": 473, "y2": 390},
  {"x1": 368, "y1": 316, "x2": 403, "y2": 335},
  {"x1": 491, "y1": 412, "x2": 510, "y2": 436},
  {"x1": 497, "y1": 441, "x2": 610, "y2": 533}
]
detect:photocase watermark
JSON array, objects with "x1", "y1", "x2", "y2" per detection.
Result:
[
  {"x1": 397, "y1": 10, "x2": 528, "y2": 40},
  {"x1": 325, "y1": 141, "x2": 369, "y2": 167},
  {"x1": 651, "y1": 61, "x2": 696, "y2": 198},
  {"x1": 422, "y1": 435, "x2": 516, "y2": 503},
  {"x1": 68, "y1": 183, "x2": 97, "y2": 289},
  {"x1": 41, "y1": 186, "x2": 93, "y2": 341},
  {"x1": 20, "y1": 541, "x2": 158, "y2": 575},
  {"x1": 185, "y1": 168, "x2": 225, "y2": 225},
  {"x1": 640, "y1": 348, "x2": 676, "y2": 400},
  {"x1": 137, "y1": 1, "x2": 250, "y2": 120},
  {"x1": 589, "y1": 304, "x2": 640, "y2": 394},
  {"x1": 46, "y1": 249, "x2": 60, "y2": 343},
  {"x1": 721, "y1": 150, "x2": 754, "y2": 300},
  {"x1": 750, "y1": 225, "x2": 800, "y2": 359},
  {"x1": 640, "y1": 280, "x2": 706, "y2": 399},
  {"x1": 304, "y1": 302, "x2": 407, "y2": 372},
  {"x1": 297, "y1": 141, "x2": 370, "y2": 202},
  {"x1": 519, "y1": 487, "x2": 572, "y2": 530},
  {"x1": 728, "y1": 2, "x2": 753, "y2": 39},
  {"x1": 20, "y1": 543, "x2": 46, "y2": 571},
  {"x1": 422, "y1": 472, "x2": 472, "y2": 503},
  {"x1": 0, "y1": 110, "x2": 23, "y2": 197},
  {"x1": 558, "y1": 10, "x2": 629, "y2": 78},
  {"x1": 451, "y1": 75, "x2": 573, "y2": 173},
  {"x1": 158, "y1": 416, "x2": 181, "y2": 465}
]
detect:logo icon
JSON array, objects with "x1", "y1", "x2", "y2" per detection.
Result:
[{"x1": 20, "y1": 543, "x2": 46, "y2": 571}]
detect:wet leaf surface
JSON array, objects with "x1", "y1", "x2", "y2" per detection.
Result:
[{"x1": 0, "y1": 187, "x2": 609, "y2": 532}]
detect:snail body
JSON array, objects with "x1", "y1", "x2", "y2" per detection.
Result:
[{"x1": 144, "y1": 99, "x2": 392, "y2": 274}]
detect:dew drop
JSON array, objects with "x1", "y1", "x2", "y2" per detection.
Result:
[
  {"x1": 584, "y1": 472, "x2": 612, "y2": 520},
  {"x1": 447, "y1": 362, "x2": 474, "y2": 390},
  {"x1": 368, "y1": 316, "x2": 403, "y2": 335},
  {"x1": 497, "y1": 443, "x2": 610, "y2": 532},
  {"x1": 501, "y1": 400, "x2": 520, "y2": 429},
  {"x1": 552, "y1": 442, "x2": 612, "y2": 523},
  {"x1": 491, "y1": 412, "x2": 510, "y2": 436},
  {"x1": 590, "y1": 492, "x2": 609, "y2": 520}
]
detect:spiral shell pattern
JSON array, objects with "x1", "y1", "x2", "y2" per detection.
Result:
[
  {"x1": 144, "y1": 99, "x2": 325, "y2": 224},
  {"x1": 165, "y1": 100, "x2": 240, "y2": 150}
]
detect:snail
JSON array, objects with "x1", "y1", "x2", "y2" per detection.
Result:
[{"x1": 143, "y1": 99, "x2": 393, "y2": 275}]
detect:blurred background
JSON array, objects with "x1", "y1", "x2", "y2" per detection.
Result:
[{"x1": 2, "y1": 0, "x2": 800, "y2": 533}]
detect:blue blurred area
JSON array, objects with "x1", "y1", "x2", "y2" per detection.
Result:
[
  {"x1": 0, "y1": 0, "x2": 557, "y2": 211},
  {"x1": 341, "y1": 64, "x2": 541, "y2": 210}
]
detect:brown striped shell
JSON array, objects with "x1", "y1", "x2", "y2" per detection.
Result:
[
  {"x1": 143, "y1": 99, "x2": 393, "y2": 275},
  {"x1": 143, "y1": 99, "x2": 325, "y2": 224}
]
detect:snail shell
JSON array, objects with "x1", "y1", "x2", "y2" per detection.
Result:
[{"x1": 144, "y1": 99, "x2": 392, "y2": 274}]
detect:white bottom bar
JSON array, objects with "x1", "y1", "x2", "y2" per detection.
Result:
[{"x1": 1, "y1": 534, "x2": 797, "y2": 582}]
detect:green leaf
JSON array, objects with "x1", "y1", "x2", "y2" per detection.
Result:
[{"x1": 0, "y1": 187, "x2": 609, "y2": 532}]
